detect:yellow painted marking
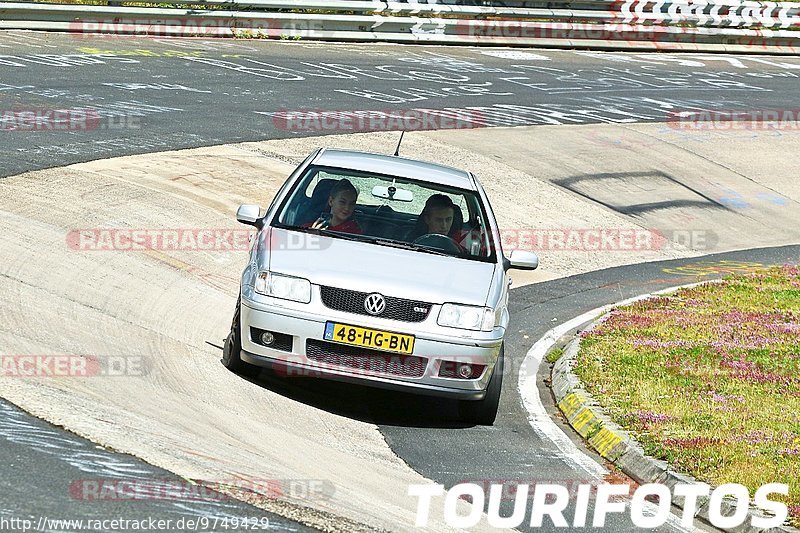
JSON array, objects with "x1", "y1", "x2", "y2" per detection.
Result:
[
  {"x1": 77, "y1": 47, "x2": 205, "y2": 57},
  {"x1": 590, "y1": 427, "x2": 623, "y2": 459},
  {"x1": 662, "y1": 260, "x2": 763, "y2": 276},
  {"x1": 142, "y1": 249, "x2": 191, "y2": 270},
  {"x1": 558, "y1": 392, "x2": 586, "y2": 419},
  {"x1": 572, "y1": 409, "x2": 598, "y2": 437}
]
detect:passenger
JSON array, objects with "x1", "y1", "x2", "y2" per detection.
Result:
[{"x1": 307, "y1": 179, "x2": 362, "y2": 234}]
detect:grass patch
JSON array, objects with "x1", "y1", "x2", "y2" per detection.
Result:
[
  {"x1": 546, "y1": 347, "x2": 564, "y2": 364},
  {"x1": 573, "y1": 265, "x2": 800, "y2": 527}
]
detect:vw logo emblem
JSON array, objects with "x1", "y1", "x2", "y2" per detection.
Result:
[{"x1": 364, "y1": 293, "x2": 386, "y2": 316}]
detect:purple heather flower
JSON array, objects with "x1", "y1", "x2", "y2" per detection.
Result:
[
  {"x1": 662, "y1": 436, "x2": 722, "y2": 448},
  {"x1": 777, "y1": 448, "x2": 800, "y2": 456},
  {"x1": 728, "y1": 430, "x2": 774, "y2": 446},
  {"x1": 629, "y1": 339, "x2": 695, "y2": 349},
  {"x1": 629, "y1": 411, "x2": 675, "y2": 427},
  {"x1": 709, "y1": 392, "x2": 745, "y2": 403}
]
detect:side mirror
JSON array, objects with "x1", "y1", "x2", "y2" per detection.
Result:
[
  {"x1": 236, "y1": 204, "x2": 261, "y2": 227},
  {"x1": 505, "y1": 250, "x2": 539, "y2": 271}
]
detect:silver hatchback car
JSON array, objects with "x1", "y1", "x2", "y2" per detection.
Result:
[{"x1": 223, "y1": 148, "x2": 538, "y2": 425}]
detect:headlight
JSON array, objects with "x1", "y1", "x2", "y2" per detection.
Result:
[
  {"x1": 254, "y1": 271, "x2": 311, "y2": 303},
  {"x1": 438, "y1": 303, "x2": 495, "y2": 332}
]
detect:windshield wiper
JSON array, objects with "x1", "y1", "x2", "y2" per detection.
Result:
[
  {"x1": 364, "y1": 237, "x2": 451, "y2": 256},
  {"x1": 283, "y1": 227, "x2": 453, "y2": 255},
  {"x1": 291, "y1": 226, "x2": 364, "y2": 242}
]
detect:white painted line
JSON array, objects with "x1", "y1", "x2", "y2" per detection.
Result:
[
  {"x1": 518, "y1": 308, "x2": 607, "y2": 479},
  {"x1": 479, "y1": 50, "x2": 551, "y2": 61},
  {"x1": 517, "y1": 282, "x2": 711, "y2": 532}
]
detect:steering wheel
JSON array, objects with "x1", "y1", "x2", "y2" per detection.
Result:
[{"x1": 412, "y1": 233, "x2": 462, "y2": 255}]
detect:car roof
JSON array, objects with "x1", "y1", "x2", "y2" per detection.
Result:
[{"x1": 312, "y1": 149, "x2": 476, "y2": 190}]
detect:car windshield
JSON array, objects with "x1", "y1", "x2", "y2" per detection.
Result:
[{"x1": 273, "y1": 165, "x2": 497, "y2": 262}]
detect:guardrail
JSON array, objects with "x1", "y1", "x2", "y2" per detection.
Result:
[{"x1": 1, "y1": 0, "x2": 798, "y2": 53}]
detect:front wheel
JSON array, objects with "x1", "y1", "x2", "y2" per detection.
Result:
[
  {"x1": 458, "y1": 345, "x2": 504, "y2": 426},
  {"x1": 222, "y1": 297, "x2": 261, "y2": 378}
]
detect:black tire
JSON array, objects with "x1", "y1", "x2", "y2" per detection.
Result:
[
  {"x1": 222, "y1": 297, "x2": 261, "y2": 378},
  {"x1": 458, "y1": 346, "x2": 504, "y2": 426}
]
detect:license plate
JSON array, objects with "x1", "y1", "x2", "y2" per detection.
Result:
[{"x1": 323, "y1": 322, "x2": 415, "y2": 355}]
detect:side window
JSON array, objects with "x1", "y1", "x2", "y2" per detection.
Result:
[
  {"x1": 451, "y1": 196, "x2": 467, "y2": 228},
  {"x1": 265, "y1": 151, "x2": 317, "y2": 222},
  {"x1": 278, "y1": 170, "x2": 325, "y2": 226}
]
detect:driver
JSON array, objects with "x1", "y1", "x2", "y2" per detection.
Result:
[
  {"x1": 407, "y1": 194, "x2": 466, "y2": 252},
  {"x1": 423, "y1": 196, "x2": 457, "y2": 236}
]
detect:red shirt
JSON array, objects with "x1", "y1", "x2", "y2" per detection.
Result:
[
  {"x1": 328, "y1": 219, "x2": 362, "y2": 234},
  {"x1": 303, "y1": 218, "x2": 362, "y2": 235}
]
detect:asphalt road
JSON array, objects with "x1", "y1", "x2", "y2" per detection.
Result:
[
  {"x1": 3, "y1": 245, "x2": 796, "y2": 531},
  {"x1": 2, "y1": 31, "x2": 800, "y2": 177},
  {"x1": 380, "y1": 246, "x2": 800, "y2": 530},
  {"x1": 2, "y1": 30, "x2": 800, "y2": 531},
  {"x1": 0, "y1": 399, "x2": 315, "y2": 532},
  {"x1": 258, "y1": 245, "x2": 799, "y2": 531}
]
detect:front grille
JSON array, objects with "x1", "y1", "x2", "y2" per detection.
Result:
[
  {"x1": 306, "y1": 340, "x2": 427, "y2": 378},
  {"x1": 319, "y1": 286, "x2": 432, "y2": 322}
]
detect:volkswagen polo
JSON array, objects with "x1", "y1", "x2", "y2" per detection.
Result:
[{"x1": 222, "y1": 148, "x2": 538, "y2": 425}]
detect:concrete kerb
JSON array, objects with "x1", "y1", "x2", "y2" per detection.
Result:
[{"x1": 547, "y1": 281, "x2": 799, "y2": 533}]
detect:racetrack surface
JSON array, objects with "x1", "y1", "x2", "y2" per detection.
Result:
[
  {"x1": 2, "y1": 135, "x2": 797, "y2": 531},
  {"x1": 0, "y1": 399, "x2": 316, "y2": 532},
  {"x1": 380, "y1": 245, "x2": 800, "y2": 532},
  {"x1": 3, "y1": 31, "x2": 800, "y2": 177},
  {"x1": 1, "y1": 30, "x2": 800, "y2": 532}
]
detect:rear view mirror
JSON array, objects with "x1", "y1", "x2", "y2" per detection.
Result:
[{"x1": 372, "y1": 185, "x2": 413, "y2": 202}]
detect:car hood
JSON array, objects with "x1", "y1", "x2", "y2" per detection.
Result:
[{"x1": 266, "y1": 228, "x2": 496, "y2": 306}]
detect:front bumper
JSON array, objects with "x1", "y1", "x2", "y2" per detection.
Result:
[{"x1": 239, "y1": 294, "x2": 503, "y2": 400}]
